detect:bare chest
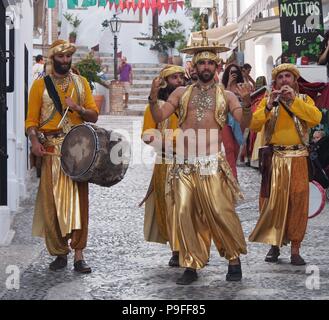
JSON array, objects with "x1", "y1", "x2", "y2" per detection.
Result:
[{"x1": 182, "y1": 87, "x2": 219, "y2": 129}]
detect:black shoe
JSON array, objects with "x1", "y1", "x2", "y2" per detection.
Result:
[
  {"x1": 226, "y1": 259, "x2": 242, "y2": 281},
  {"x1": 49, "y1": 256, "x2": 67, "y2": 271},
  {"x1": 74, "y1": 260, "x2": 92, "y2": 274},
  {"x1": 168, "y1": 253, "x2": 180, "y2": 267},
  {"x1": 265, "y1": 246, "x2": 280, "y2": 263},
  {"x1": 176, "y1": 269, "x2": 198, "y2": 285},
  {"x1": 291, "y1": 254, "x2": 306, "y2": 266}
]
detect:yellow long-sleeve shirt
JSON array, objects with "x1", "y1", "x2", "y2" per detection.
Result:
[
  {"x1": 25, "y1": 76, "x2": 98, "y2": 132},
  {"x1": 142, "y1": 103, "x2": 178, "y2": 135},
  {"x1": 250, "y1": 96, "x2": 322, "y2": 145}
]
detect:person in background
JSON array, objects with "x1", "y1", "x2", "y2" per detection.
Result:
[
  {"x1": 32, "y1": 55, "x2": 45, "y2": 80},
  {"x1": 221, "y1": 64, "x2": 245, "y2": 179},
  {"x1": 148, "y1": 42, "x2": 252, "y2": 285},
  {"x1": 118, "y1": 56, "x2": 133, "y2": 108},
  {"x1": 26, "y1": 40, "x2": 99, "y2": 274},
  {"x1": 242, "y1": 63, "x2": 256, "y2": 91},
  {"x1": 141, "y1": 65, "x2": 186, "y2": 267},
  {"x1": 312, "y1": 130, "x2": 326, "y2": 143},
  {"x1": 249, "y1": 63, "x2": 322, "y2": 266},
  {"x1": 318, "y1": 30, "x2": 329, "y2": 76}
]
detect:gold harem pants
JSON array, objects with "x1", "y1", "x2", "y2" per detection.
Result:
[
  {"x1": 167, "y1": 153, "x2": 247, "y2": 270},
  {"x1": 249, "y1": 146, "x2": 309, "y2": 248},
  {"x1": 32, "y1": 136, "x2": 89, "y2": 256}
]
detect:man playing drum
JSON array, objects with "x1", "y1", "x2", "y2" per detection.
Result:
[
  {"x1": 149, "y1": 31, "x2": 252, "y2": 285},
  {"x1": 141, "y1": 65, "x2": 185, "y2": 267},
  {"x1": 249, "y1": 63, "x2": 322, "y2": 265},
  {"x1": 25, "y1": 40, "x2": 99, "y2": 273}
]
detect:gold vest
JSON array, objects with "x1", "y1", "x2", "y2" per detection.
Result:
[
  {"x1": 264, "y1": 94, "x2": 309, "y2": 145},
  {"x1": 178, "y1": 84, "x2": 228, "y2": 129},
  {"x1": 39, "y1": 73, "x2": 86, "y2": 128}
]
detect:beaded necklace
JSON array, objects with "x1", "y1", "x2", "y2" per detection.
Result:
[{"x1": 191, "y1": 82, "x2": 216, "y2": 122}]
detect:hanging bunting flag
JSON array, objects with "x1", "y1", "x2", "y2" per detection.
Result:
[
  {"x1": 172, "y1": 0, "x2": 177, "y2": 12},
  {"x1": 67, "y1": 0, "x2": 79, "y2": 9},
  {"x1": 98, "y1": 0, "x2": 108, "y2": 6},
  {"x1": 126, "y1": 1, "x2": 131, "y2": 12},
  {"x1": 48, "y1": 0, "x2": 56, "y2": 8},
  {"x1": 82, "y1": 0, "x2": 97, "y2": 6},
  {"x1": 119, "y1": 0, "x2": 126, "y2": 10},
  {"x1": 151, "y1": 0, "x2": 157, "y2": 15},
  {"x1": 132, "y1": 0, "x2": 137, "y2": 13},
  {"x1": 157, "y1": 0, "x2": 163, "y2": 14},
  {"x1": 144, "y1": 0, "x2": 150, "y2": 14},
  {"x1": 163, "y1": 0, "x2": 169, "y2": 13},
  {"x1": 47, "y1": 0, "x2": 185, "y2": 14}
]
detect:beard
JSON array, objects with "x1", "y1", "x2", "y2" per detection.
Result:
[
  {"x1": 190, "y1": 73, "x2": 198, "y2": 81},
  {"x1": 197, "y1": 70, "x2": 215, "y2": 82},
  {"x1": 53, "y1": 58, "x2": 72, "y2": 75},
  {"x1": 158, "y1": 84, "x2": 178, "y2": 101}
]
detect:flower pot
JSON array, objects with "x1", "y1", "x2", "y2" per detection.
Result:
[
  {"x1": 172, "y1": 55, "x2": 183, "y2": 66},
  {"x1": 93, "y1": 95, "x2": 105, "y2": 113},
  {"x1": 69, "y1": 34, "x2": 77, "y2": 44},
  {"x1": 158, "y1": 52, "x2": 168, "y2": 64}
]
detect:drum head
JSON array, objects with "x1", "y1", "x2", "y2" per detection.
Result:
[
  {"x1": 61, "y1": 125, "x2": 97, "y2": 179},
  {"x1": 308, "y1": 181, "x2": 326, "y2": 219}
]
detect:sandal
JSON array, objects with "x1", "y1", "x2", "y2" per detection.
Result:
[{"x1": 265, "y1": 246, "x2": 280, "y2": 263}]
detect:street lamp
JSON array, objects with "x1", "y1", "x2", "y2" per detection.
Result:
[{"x1": 109, "y1": 14, "x2": 121, "y2": 80}]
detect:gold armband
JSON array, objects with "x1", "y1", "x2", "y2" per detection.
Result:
[{"x1": 242, "y1": 105, "x2": 252, "y2": 114}]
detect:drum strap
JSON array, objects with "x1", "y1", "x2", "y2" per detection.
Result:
[{"x1": 44, "y1": 75, "x2": 63, "y2": 117}]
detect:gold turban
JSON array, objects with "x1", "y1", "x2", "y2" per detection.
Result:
[
  {"x1": 160, "y1": 65, "x2": 185, "y2": 79},
  {"x1": 158, "y1": 65, "x2": 185, "y2": 88},
  {"x1": 192, "y1": 51, "x2": 221, "y2": 66},
  {"x1": 46, "y1": 40, "x2": 76, "y2": 75},
  {"x1": 272, "y1": 63, "x2": 300, "y2": 80}
]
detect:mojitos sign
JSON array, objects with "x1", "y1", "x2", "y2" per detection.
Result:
[{"x1": 278, "y1": 0, "x2": 324, "y2": 64}]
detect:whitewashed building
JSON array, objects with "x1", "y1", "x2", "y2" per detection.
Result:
[
  {"x1": 0, "y1": 0, "x2": 34, "y2": 245},
  {"x1": 59, "y1": 2, "x2": 193, "y2": 63}
]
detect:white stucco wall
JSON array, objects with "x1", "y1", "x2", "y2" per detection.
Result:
[
  {"x1": 60, "y1": 6, "x2": 193, "y2": 63},
  {"x1": 243, "y1": 34, "x2": 281, "y2": 84},
  {"x1": 1, "y1": 0, "x2": 33, "y2": 245}
]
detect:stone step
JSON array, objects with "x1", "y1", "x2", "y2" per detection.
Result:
[
  {"x1": 132, "y1": 79, "x2": 152, "y2": 84},
  {"x1": 131, "y1": 63, "x2": 165, "y2": 68},
  {"x1": 125, "y1": 109, "x2": 144, "y2": 116},
  {"x1": 97, "y1": 114, "x2": 143, "y2": 128},
  {"x1": 129, "y1": 98, "x2": 148, "y2": 105},
  {"x1": 131, "y1": 84, "x2": 151, "y2": 90},
  {"x1": 129, "y1": 90, "x2": 150, "y2": 96}
]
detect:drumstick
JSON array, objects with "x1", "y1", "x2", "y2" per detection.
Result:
[{"x1": 57, "y1": 89, "x2": 75, "y2": 128}]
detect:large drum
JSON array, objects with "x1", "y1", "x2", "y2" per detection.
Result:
[
  {"x1": 308, "y1": 181, "x2": 326, "y2": 219},
  {"x1": 60, "y1": 124, "x2": 130, "y2": 187}
]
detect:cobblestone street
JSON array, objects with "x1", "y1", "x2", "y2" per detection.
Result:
[{"x1": 1, "y1": 116, "x2": 329, "y2": 300}]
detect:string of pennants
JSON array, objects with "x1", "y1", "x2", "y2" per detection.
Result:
[{"x1": 48, "y1": 0, "x2": 185, "y2": 14}]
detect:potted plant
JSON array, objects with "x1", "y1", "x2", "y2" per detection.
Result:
[
  {"x1": 63, "y1": 13, "x2": 82, "y2": 44},
  {"x1": 174, "y1": 40, "x2": 187, "y2": 66},
  {"x1": 69, "y1": 31, "x2": 77, "y2": 44},
  {"x1": 75, "y1": 53, "x2": 105, "y2": 113},
  {"x1": 162, "y1": 19, "x2": 186, "y2": 65}
]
